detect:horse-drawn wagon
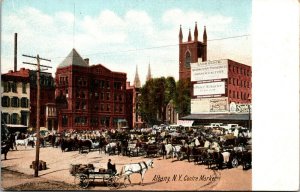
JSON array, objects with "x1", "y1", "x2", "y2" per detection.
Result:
[{"x1": 70, "y1": 164, "x2": 128, "y2": 189}]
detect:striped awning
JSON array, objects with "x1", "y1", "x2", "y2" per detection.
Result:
[{"x1": 181, "y1": 113, "x2": 251, "y2": 121}]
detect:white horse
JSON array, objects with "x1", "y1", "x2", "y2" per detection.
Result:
[
  {"x1": 119, "y1": 159, "x2": 154, "y2": 185},
  {"x1": 164, "y1": 144, "x2": 173, "y2": 158},
  {"x1": 16, "y1": 138, "x2": 29, "y2": 149},
  {"x1": 105, "y1": 142, "x2": 117, "y2": 154}
]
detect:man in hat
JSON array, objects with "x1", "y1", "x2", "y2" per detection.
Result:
[{"x1": 107, "y1": 159, "x2": 117, "y2": 174}]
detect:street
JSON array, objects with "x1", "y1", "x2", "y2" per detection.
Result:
[{"x1": 1, "y1": 146, "x2": 251, "y2": 191}]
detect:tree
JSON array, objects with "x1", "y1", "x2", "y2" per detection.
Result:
[
  {"x1": 138, "y1": 77, "x2": 176, "y2": 126},
  {"x1": 174, "y1": 78, "x2": 191, "y2": 118}
]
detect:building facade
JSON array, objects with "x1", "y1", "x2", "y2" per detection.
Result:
[
  {"x1": 55, "y1": 49, "x2": 128, "y2": 132},
  {"x1": 1, "y1": 71, "x2": 30, "y2": 128},
  {"x1": 1, "y1": 68, "x2": 55, "y2": 130},
  {"x1": 179, "y1": 22, "x2": 207, "y2": 81},
  {"x1": 190, "y1": 59, "x2": 252, "y2": 114}
]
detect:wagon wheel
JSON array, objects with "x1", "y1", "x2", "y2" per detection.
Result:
[
  {"x1": 107, "y1": 176, "x2": 121, "y2": 189},
  {"x1": 74, "y1": 174, "x2": 90, "y2": 189},
  {"x1": 231, "y1": 157, "x2": 239, "y2": 168}
]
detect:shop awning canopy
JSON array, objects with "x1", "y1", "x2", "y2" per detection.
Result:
[{"x1": 181, "y1": 113, "x2": 251, "y2": 121}]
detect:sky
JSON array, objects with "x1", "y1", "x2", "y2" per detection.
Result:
[{"x1": 1, "y1": 0, "x2": 251, "y2": 85}]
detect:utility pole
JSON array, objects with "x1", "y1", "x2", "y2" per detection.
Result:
[{"x1": 23, "y1": 54, "x2": 51, "y2": 177}]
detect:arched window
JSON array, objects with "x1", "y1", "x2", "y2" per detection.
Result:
[{"x1": 185, "y1": 51, "x2": 191, "y2": 68}]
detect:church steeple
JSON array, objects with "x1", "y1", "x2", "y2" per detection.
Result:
[
  {"x1": 146, "y1": 62, "x2": 152, "y2": 82},
  {"x1": 179, "y1": 25, "x2": 183, "y2": 43},
  {"x1": 188, "y1": 28, "x2": 192, "y2": 41},
  {"x1": 203, "y1": 26, "x2": 207, "y2": 44},
  {"x1": 194, "y1": 22, "x2": 198, "y2": 42},
  {"x1": 134, "y1": 65, "x2": 141, "y2": 88}
]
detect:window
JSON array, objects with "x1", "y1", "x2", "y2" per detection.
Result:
[
  {"x1": 106, "y1": 92, "x2": 110, "y2": 100},
  {"x1": 62, "y1": 115, "x2": 68, "y2": 127},
  {"x1": 21, "y1": 97, "x2": 28, "y2": 108},
  {"x1": 106, "y1": 81, "x2": 110, "y2": 89},
  {"x1": 76, "y1": 101, "x2": 80, "y2": 109},
  {"x1": 12, "y1": 82, "x2": 17, "y2": 93},
  {"x1": 82, "y1": 101, "x2": 87, "y2": 110},
  {"x1": 3, "y1": 82, "x2": 10, "y2": 92},
  {"x1": 119, "y1": 105, "x2": 123, "y2": 113},
  {"x1": 114, "y1": 105, "x2": 118, "y2": 112},
  {"x1": 100, "y1": 104, "x2": 104, "y2": 111},
  {"x1": 237, "y1": 91, "x2": 239, "y2": 99},
  {"x1": 22, "y1": 83, "x2": 27, "y2": 93},
  {"x1": 11, "y1": 113, "x2": 19, "y2": 124},
  {"x1": 107, "y1": 104, "x2": 110, "y2": 112},
  {"x1": 233, "y1": 91, "x2": 235, "y2": 98},
  {"x1": 185, "y1": 51, "x2": 191, "y2": 68},
  {"x1": 2, "y1": 96, "x2": 10, "y2": 107},
  {"x1": 75, "y1": 116, "x2": 87, "y2": 125},
  {"x1": 21, "y1": 112, "x2": 28, "y2": 126},
  {"x1": 2, "y1": 113, "x2": 10, "y2": 124},
  {"x1": 94, "y1": 104, "x2": 99, "y2": 111},
  {"x1": 101, "y1": 92, "x2": 104, "y2": 100},
  {"x1": 233, "y1": 78, "x2": 235, "y2": 85},
  {"x1": 11, "y1": 97, "x2": 19, "y2": 107}
]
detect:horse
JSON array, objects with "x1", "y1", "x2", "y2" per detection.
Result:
[
  {"x1": 119, "y1": 159, "x2": 154, "y2": 185},
  {"x1": 164, "y1": 144, "x2": 174, "y2": 159},
  {"x1": 61, "y1": 138, "x2": 76, "y2": 152},
  {"x1": 1, "y1": 140, "x2": 13, "y2": 160},
  {"x1": 77, "y1": 139, "x2": 92, "y2": 153},
  {"x1": 105, "y1": 142, "x2": 117, "y2": 155},
  {"x1": 16, "y1": 138, "x2": 29, "y2": 149}
]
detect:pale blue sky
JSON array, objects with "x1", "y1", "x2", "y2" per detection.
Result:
[{"x1": 1, "y1": 0, "x2": 251, "y2": 84}]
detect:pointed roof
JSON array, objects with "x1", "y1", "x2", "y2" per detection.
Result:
[
  {"x1": 134, "y1": 65, "x2": 141, "y2": 88},
  {"x1": 58, "y1": 48, "x2": 88, "y2": 68},
  {"x1": 188, "y1": 28, "x2": 192, "y2": 41},
  {"x1": 194, "y1": 22, "x2": 198, "y2": 41},
  {"x1": 146, "y1": 62, "x2": 152, "y2": 82},
  {"x1": 203, "y1": 26, "x2": 207, "y2": 43},
  {"x1": 179, "y1": 25, "x2": 183, "y2": 43}
]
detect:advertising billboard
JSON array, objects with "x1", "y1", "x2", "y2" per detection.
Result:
[
  {"x1": 191, "y1": 97, "x2": 228, "y2": 113},
  {"x1": 191, "y1": 59, "x2": 228, "y2": 81},
  {"x1": 193, "y1": 81, "x2": 225, "y2": 96}
]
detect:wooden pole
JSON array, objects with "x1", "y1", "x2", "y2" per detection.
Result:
[{"x1": 34, "y1": 54, "x2": 41, "y2": 177}]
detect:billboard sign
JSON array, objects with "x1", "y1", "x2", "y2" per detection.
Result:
[
  {"x1": 191, "y1": 97, "x2": 228, "y2": 113},
  {"x1": 191, "y1": 59, "x2": 228, "y2": 81},
  {"x1": 193, "y1": 81, "x2": 225, "y2": 96}
]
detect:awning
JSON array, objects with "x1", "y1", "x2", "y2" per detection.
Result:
[
  {"x1": 6, "y1": 124, "x2": 27, "y2": 128},
  {"x1": 181, "y1": 113, "x2": 251, "y2": 121},
  {"x1": 177, "y1": 120, "x2": 194, "y2": 127}
]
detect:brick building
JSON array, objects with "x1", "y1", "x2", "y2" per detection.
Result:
[
  {"x1": 190, "y1": 59, "x2": 251, "y2": 117},
  {"x1": 179, "y1": 22, "x2": 207, "y2": 81},
  {"x1": 1, "y1": 68, "x2": 55, "y2": 130},
  {"x1": 55, "y1": 49, "x2": 128, "y2": 132}
]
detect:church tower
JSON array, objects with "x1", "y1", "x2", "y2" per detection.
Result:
[
  {"x1": 134, "y1": 65, "x2": 141, "y2": 88},
  {"x1": 146, "y1": 62, "x2": 152, "y2": 82},
  {"x1": 179, "y1": 22, "x2": 207, "y2": 80}
]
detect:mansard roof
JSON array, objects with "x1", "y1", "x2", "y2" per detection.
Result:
[{"x1": 57, "y1": 48, "x2": 88, "y2": 68}]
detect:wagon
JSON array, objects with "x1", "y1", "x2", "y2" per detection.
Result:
[{"x1": 70, "y1": 164, "x2": 128, "y2": 189}]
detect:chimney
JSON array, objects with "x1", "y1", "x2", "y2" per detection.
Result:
[
  {"x1": 14, "y1": 33, "x2": 17, "y2": 72},
  {"x1": 84, "y1": 58, "x2": 89, "y2": 65}
]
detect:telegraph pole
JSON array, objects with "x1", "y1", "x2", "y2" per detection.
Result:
[{"x1": 23, "y1": 54, "x2": 51, "y2": 177}]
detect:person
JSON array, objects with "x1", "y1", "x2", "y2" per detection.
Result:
[{"x1": 107, "y1": 159, "x2": 117, "y2": 174}]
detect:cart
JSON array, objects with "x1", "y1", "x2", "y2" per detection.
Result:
[{"x1": 70, "y1": 164, "x2": 129, "y2": 189}]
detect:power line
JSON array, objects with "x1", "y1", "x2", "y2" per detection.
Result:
[{"x1": 49, "y1": 34, "x2": 251, "y2": 59}]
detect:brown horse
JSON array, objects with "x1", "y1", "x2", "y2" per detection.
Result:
[{"x1": 1, "y1": 140, "x2": 13, "y2": 160}]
